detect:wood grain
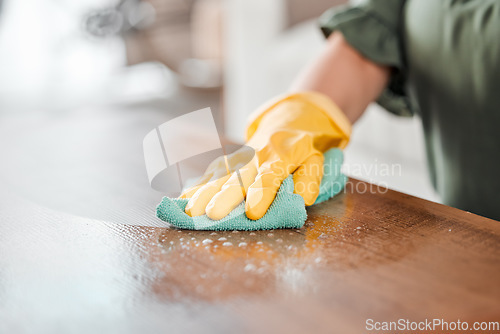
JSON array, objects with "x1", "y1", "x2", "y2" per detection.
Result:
[{"x1": 1, "y1": 104, "x2": 499, "y2": 334}]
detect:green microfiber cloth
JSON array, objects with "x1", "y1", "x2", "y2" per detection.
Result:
[{"x1": 156, "y1": 148, "x2": 347, "y2": 230}]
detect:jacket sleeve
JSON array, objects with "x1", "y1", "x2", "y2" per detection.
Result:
[{"x1": 319, "y1": 0, "x2": 412, "y2": 116}]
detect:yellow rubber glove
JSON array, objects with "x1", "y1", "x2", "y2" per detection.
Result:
[{"x1": 180, "y1": 92, "x2": 351, "y2": 220}]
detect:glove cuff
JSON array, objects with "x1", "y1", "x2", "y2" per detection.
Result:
[{"x1": 245, "y1": 91, "x2": 352, "y2": 148}]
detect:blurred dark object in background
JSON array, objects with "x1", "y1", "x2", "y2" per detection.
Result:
[
  {"x1": 120, "y1": 0, "x2": 339, "y2": 89},
  {"x1": 79, "y1": 0, "x2": 343, "y2": 90},
  {"x1": 123, "y1": 0, "x2": 223, "y2": 89}
]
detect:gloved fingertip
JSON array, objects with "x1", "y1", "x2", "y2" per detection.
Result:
[
  {"x1": 244, "y1": 189, "x2": 276, "y2": 220},
  {"x1": 303, "y1": 191, "x2": 320, "y2": 206},
  {"x1": 205, "y1": 201, "x2": 229, "y2": 221},
  {"x1": 244, "y1": 207, "x2": 265, "y2": 221},
  {"x1": 179, "y1": 186, "x2": 199, "y2": 199},
  {"x1": 300, "y1": 183, "x2": 320, "y2": 206}
]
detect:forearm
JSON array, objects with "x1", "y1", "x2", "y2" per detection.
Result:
[{"x1": 290, "y1": 32, "x2": 390, "y2": 124}]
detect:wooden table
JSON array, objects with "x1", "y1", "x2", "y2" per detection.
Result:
[{"x1": 1, "y1": 105, "x2": 499, "y2": 334}]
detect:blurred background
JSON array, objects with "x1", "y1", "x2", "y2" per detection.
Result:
[{"x1": 0, "y1": 0, "x2": 438, "y2": 203}]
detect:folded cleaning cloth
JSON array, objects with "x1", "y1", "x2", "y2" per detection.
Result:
[{"x1": 156, "y1": 148, "x2": 347, "y2": 231}]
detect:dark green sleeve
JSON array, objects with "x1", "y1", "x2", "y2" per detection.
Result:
[{"x1": 319, "y1": 0, "x2": 412, "y2": 117}]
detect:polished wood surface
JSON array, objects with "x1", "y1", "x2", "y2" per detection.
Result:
[{"x1": 1, "y1": 105, "x2": 499, "y2": 334}]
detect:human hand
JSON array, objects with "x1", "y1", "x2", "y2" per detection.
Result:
[{"x1": 180, "y1": 92, "x2": 351, "y2": 220}]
